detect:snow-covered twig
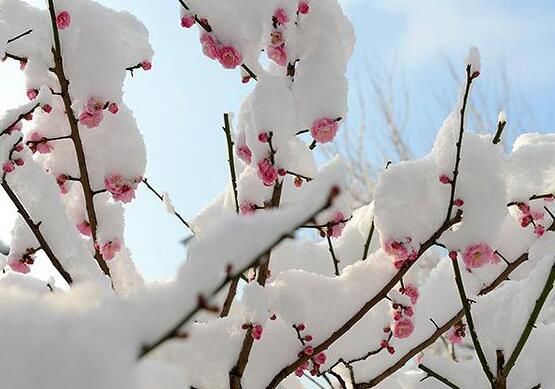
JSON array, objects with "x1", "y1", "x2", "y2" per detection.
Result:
[
  {"x1": 222, "y1": 113, "x2": 239, "y2": 214},
  {"x1": 141, "y1": 178, "x2": 193, "y2": 232}
]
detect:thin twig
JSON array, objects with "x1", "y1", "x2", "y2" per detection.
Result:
[
  {"x1": 222, "y1": 113, "x2": 239, "y2": 214},
  {"x1": 450, "y1": 256, "x2": 494, "y2": 383},
  {"x1": 418, "y1": 364, "x2": 461, "y2": 389},
  {"x1": 361, "y1": 218, "x2": 375, "y2": 261},
  {"x1": 7, "y1": 29, "x2": 33, "y2": 44},
  {"x1": 326, "y1": 235, "x2": 340, "y2": 276},
  {"x1": 141, "y1": 178, "x2": 193, "y2": 232},
  {"x1": 501, "y1": 262, "x2": 555, "y2": 378}
]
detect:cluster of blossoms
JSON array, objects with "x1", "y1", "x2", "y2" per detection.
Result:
[
  {"x1": 96, "y1": 239, "x2": 122, "y2": 261},
  {"x1": 27, "y1": 132, "x2": 53, "y2": 154},
  {"x1": 267, "y1": 8, "x2": 290, "y2": 67},
  {"x1": 292, "y1": 323, "x2": 327, "y2": 377},
  {"x1": 199, "y1": 32, "x2": 242, "y2": 70},
  {"x1": 451, "y1": 243, "x2": 499, "y2": 270},
  {"x1": 2, "y1": 142, "x2": 25, "y2": 174},
  {"x1": 79, "y1": 97, "x2": 119, "y2": 129},
  {"x1": 7, "y1": 248, "x2": 36, "y2": 274},
  {"x1": 310, "y1": 117, "x2": 341, "y2": 144},
  {"x1": 516, "y1": 201, "x2": 548, "y2": 237},
  {"x1": 383, "y1": 237, "x2": 418, "y2": 269},
  {"x1": 104, "y1": 174, "x2": 141, "y2": 203},
  {"x1": 446, "y1": 320, "x2": 467, "y2": 344},
  {"x1": 383, "y1": 284, "x2": 419, "y2": 349}
]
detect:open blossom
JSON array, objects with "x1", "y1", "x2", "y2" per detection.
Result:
[
  {"x1": 56, "y1": 11, "x2": 71, "y2": 30},
  {"x1": 462, "y1": 243, "x2": 497, "y2": 269},
  {"x1": 9, "y1": 260, "x2": 31, "y2": 274},
  {"x1": 257, "y1": 158, "x2": 278, "y2": 186},
  {"x1": 100, "y1": 239, "x2": 122, "y2": 261},
  {"x1": 314, "y1": 352, "x2": 326, "y2": 365},
  {"x1": 29, "y1": 132, "x2": 53, "y2": 154},
  {"x1": 104, "y1": 174, "x2": 139, "y2": 203},
  {"x1": 26, "y1": 88, "x2": 38, "y2": 100},
  {"x1": 267, "y1": 44, "x2": 287, "y2": 66},
  {"x1": 402, "y1": 285, "x2": 419, "y2": 305},
  {"x1": 310, "y1": 117, "x2": 339, "y2": 144},
  {"x1": 251, "y1": 324, "x2": 263, "y2": 340},
  {"x1": 240, "y1": 202, "x2": 256, "y2": 215},
  {"x1": 236, "y1": 144, "x2": 252, "y2": 164},
  {"x1": 447, "y1": 322, "x2": 466, "y2": 344},
  {"x1": 181, "y1": 14, "x2": 195, "y2": 28},
  {"x1": 393, "y1": 318, "x2": 414, "y2": 339},
  {"x1": 218, "y1": 46, "x2": 242, "y2": 69},
  {"x1": 328, "y1": 211, "x2": 346, "y2": 238},
  {"x1": 56, "y1": 174, "x2": 69, "y2": 194},
  {"x1": 298, "y1": 0, "x2": 310, "y2": 14},
  {"x1": 79, "y1": 110, "x2": 103, "y2": 128},
  {"x1": 200, "y1": 33, "x2": 219, "y2": 60},
  {"x1": 274, "y1": 8, "x2": 289, "y2": 25},
  {"x1": 76, "y1": 221, "x2": 92, "y2": 237}
]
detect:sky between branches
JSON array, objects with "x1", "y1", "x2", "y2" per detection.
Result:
[{"x1": 0, "y1": 0, "x2": 553, "y2": 280}]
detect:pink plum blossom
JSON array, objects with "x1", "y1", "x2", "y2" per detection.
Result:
[
  {"x1": 9, "y1": 260, "x2": 30, "y2": 274},
  {"x1": 439, "y1": 174, "x2": 451, "y2": 184},
  {"x1": 104, "y1": 174, "x2": 137, "y2": 203},
  {"x1": 141, "y1": 61, "x2": 152, "y2": 71},
  {"x1": 274, "y1": 8, "x2": 289, "y2": 25},
  {"x1": 29, "y1": 132, "x2": 53, "y2": 154},
  {"x1": 270, "y1": 30, "x2": 284, "y2": 46},
  {"x1": 77, "y1": 221, "x2": 92, "y2": 237},
  {"x1": 181, "y1": 15, "x2": 195, "y2": 28},
  {"x1": 200, "y1": 33, "x2": 219, "y2": 60},
  {"x1": 310, "y1": 117, "x2": 339, "y2": 144},
  {"x1": 314, "y1": 352, "x2": 326, "y2": 365},
  {"x1": 328, "y1": 211, "x2": 346, "y2": 238},
  {"x1": 56, "y1": 174, "x2": 69, "y2": 194},
  {"x1": 294, "y1": 176, "x2": 303, "y2": 188},
  {"x1": 257, "y1": 158, "x2": 278, "y2": 186},
  {"x1": 42, "y1": 104, "x2": 52, "y2": 113},
  {"x1": 251, "y1": 324, "x2": 263, "y2": 340},
  {"x1": 298, "y1": 1, "x2": 310, "y2": 14},
  {"x1": 402, "y1": 285, "x2": 419, "y2": 305},
  {"x1": 462, "y1": 243, "x2": 496, "y2": 269},
  {"x1": 534, "y1": 225, "x2": 545, "y2": 237},
  {"x1": 100, "y1": 239, "x2": 122, "y2": 261},
  {"x1": 56, "y1": 11, "x2": 71, "y2": 30},
  {"x1": 108, "y1": 102, "x2": 119, "y2": 114},
  {"x1": 2, "y1": 162, "x2": 15, "y2": 174},
  {"x1": 26, "y1": 89, "x2": 38, "y2": 100},
  {"x1": 240, "y1": 202, "x2": 256, "y2": 215},
  {"x1": 393, "y1": 318, "x2": 414, "y2": 339},
  {"x1": 268, "y1": 44, "x2": 288, "y2": 66},
  {"x1": 218, "y1": 46, "x2": 242, "y2": 69},
  {"x1": 236, "y1": 144, "x2": 252, "y2": 164},
  {"x1": 79, "y1": 110, "x2": 104, "y2": 129}
]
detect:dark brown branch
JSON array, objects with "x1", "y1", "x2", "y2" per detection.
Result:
[
  {"x1": 0, "y1": 103, "x2": 40, "y2": 137},
  {"x1": 47, "y1": 0, "x2": 110, "y2": 277},
  {"x1": 1, "y1": 180, "x2": 73, "y2": 285},
  {"x1": 507, "y1": 194, "x2": 554, "y2": 207},
  {"x1": 26, "y1": 134, "x2": 71, "y2": 146},
  {"x1": 286, "y1": 170, "x2": 313, "y2": 182},
  {"x1": 418, "y1": 364, "x2": 461, "y2": 389},
  {"x1": 492, "y1": 117, "x2": 507, "y2": 145},
  {"x1": 141, "y1": 178, "x2": 193, "y2": 231}
]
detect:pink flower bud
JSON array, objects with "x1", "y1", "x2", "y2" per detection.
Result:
[
  {"x1": 296, "y1": 323, "x2": 305, "y2": 331},
  {"x1": 454, "y1": 198, "x2": 464, "y2": 207},
  {"x1": 304, "y1": 335, "x2": 313, "y2": 342},
  {"x1": 258, "y1": 132, "x2": 270, "y2": 143},
  {"x1": 56, "y1": 11, "x2": 71, "y2": 30},
  {"x1": 42, "y1": 104, "x2": 52, "y2": 113},
  {"x1": 108, "y1": 103, "x2": 119, "y2": 115},
  {"x1": 534, "y1": 225, "x2": 545, "y2": 237},
  {"x1": 26, "y1": 89, "x2": 38, "y2": 100},
  {"x1": 294, "y1": 176, "x2": 303, "y2": 188},
  {"x1": 181, "y1": 15, "x2": 195, "y2": 28},
  {"x1": 304, "y1": 346, "x2": 314, "y2": 356},
  {"x1": 314, "y1": 352, "x2": 326, "y2": 365},
  {"x1": 2, "y1": 162, "x2": 15, "y2": 173},
  {"x1": 141, "y1": 61, "x2": 152, "y2": 71},
  {"x1": 298, "y1": 1, "x2": 310, "y2": 14},
  {"x1": 439, "y1": 174, "x2": 451, "y2": 184},
  {"x1": 448, "y1": 251, "x2": 458, "y2": 261},
  {"x1": 387, "y1": 346, "x2": 395, "y2": 354},
  {"x1": 13, "y1": 158, "x2": 24, "y2": 166}
]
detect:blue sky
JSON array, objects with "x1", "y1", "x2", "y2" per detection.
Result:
[{"x1": 1, "y1": 0, "x2": 554, "y2": 280}]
